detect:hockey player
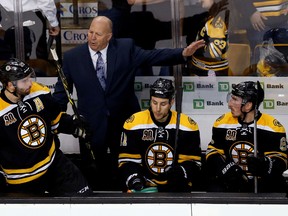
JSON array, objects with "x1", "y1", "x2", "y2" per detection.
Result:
[
  {"x1": 0, "y1": 58, "x2": 92, "y2": 196},
  {"x1": 206, "y1": 81, "x2": 287, "y2": 192},
  {"x1": 234, "y1": 0, "x2": 288, "y2": 65},
  {"x1": 118, "y1": 78, "x2": 202, "y2": 192},
  {"x1": 183, "y1": 0, "x2": 230, "y2": 76}
]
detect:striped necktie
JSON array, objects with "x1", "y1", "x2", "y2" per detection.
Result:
[{"x1": 96, "y1": 51, "x2": 106, "y2": 90}]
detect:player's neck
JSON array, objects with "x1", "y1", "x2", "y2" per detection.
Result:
[{"x1": 242, "y1": 110, "x2": 256, "y2": 123}]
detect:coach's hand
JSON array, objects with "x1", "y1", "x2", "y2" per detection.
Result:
[{"x1": 182, "y1": 39, "x2": 205, "y2": 57}]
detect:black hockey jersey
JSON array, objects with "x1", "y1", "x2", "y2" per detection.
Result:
[
  {"x1": 206, "y1": 112, "x2": 287, "y2": 184},
  {"x1": 0, "y1": 82, "x2": 69, "y2": 184},
  {"x1": 118, "y1": 109, "x2": 202, "y2": 191},
  {"x1": 183, "y1": 10, "x2": 229, "y2": 75},
  {"x1": 235, "y1": 0, "x2": 288, "y2": 27}
]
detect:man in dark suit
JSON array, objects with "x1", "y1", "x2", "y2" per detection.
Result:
[{"x1": 53, "y1": 16, "x2": 205, "y2": 191}]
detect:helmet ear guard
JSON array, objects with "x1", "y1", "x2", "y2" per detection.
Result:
[{"x1": 255, "y1": 81, "x2": 264, "y2": 110}]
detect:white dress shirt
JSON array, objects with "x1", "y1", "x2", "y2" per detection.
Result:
[{"x1": 0, "y1": 0, "x2": 59, "y2": 27}]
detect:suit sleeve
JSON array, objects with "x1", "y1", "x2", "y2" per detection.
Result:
[{"x1": 127, "y1": 38, "x2": 186, "y2": 67}]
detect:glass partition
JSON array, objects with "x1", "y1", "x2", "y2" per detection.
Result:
[{"x1": 1, "y1": 0, "x2": 288, "y2": 77}]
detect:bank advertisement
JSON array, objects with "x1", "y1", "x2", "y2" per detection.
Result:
[
  {"x1": 34, "y1": 76, "x2": 288, "y2": 152},
  {"x1": 134, "y1": 76, "x2": 288, "y2": 115}
]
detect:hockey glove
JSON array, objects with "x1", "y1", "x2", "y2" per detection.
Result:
[
  {"x1": 165, "y1": 165, "x2": 190, "y2": 192},
  {"x1": 218, "y1": 162, "x2": 248, "y2": 190},
  {"x1": 72, "y1": 115, "x2": 89, "y2": 139},
  {"x1": 247, "y1": 154, "x2": 273, "y2": 176},
  {"x1": 208, "y1": 0, "x2": 228, "y2": 18},
  {"x1": 126, "y1": 174, "x2": 144, "y2": 191}
]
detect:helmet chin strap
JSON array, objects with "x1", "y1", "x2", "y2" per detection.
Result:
[
  {"x1": 240, "y1": 104, "x2": 254, "y2": 123},
  {"x1": 5, "y1": 81, "x2": 20, "y2": 98},
  {"x1": 5, "y1": 87, "x2": 18, "y2": 98}
]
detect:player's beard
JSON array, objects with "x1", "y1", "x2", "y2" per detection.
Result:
[{"x1": 16, "y1": 86, "x2": 31, "y2": 97}]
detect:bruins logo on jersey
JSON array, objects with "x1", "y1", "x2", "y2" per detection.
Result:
[
  {"x1": 126, "y1": 115, "x2": 135, "y2": 123},
  {"x1": 18, "y1": 115, "x2": 47, "y2": 149},
  {"x1": 188, "y1": 116, "x2": 196, "y2": 125},
  {"x1": 273, "y1": 119, "x2": 283, "y2": 127},
  {"x1": 145, "y1": 142, "x2": 173, "y2": 174},
  {"x1": 216, "y1": 114, "x2": 225, "y2": 122},
  {"x1": 229, "y1": 141, "x2": 254, "y2": 172}
]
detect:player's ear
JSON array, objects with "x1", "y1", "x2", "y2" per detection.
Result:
[
  {"x1": 6, "y1": 81, "x2": 14, "y2": 90},
  {"x1": 244, "y1": 101, "x2": 253, "y2": 112},
  {"x1": 107, "y1": 32, "x2": 112, "y2": 41},
  {"x1": 170, "y1": 98, "x2": 175, "y2": 106}
]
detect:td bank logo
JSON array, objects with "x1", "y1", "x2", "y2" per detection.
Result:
[
  {"x1": 218, "y1": 82, "x2": 229, "y2": 92},
  {"x1": 141, "y1": 99, "x2": 150, "y2": 109},
  {"x1": 263, "y1": 99, "x2": 274, "y2": 109},
  {"x1": 193, "y1": 99, "x2": 205, "y2": 109},
  {"x1": 183, "y1": 82, "x2": 194, "y2": 92},
  {"x1": 134, "y1": 82, "x2": 142, "y2": 91}
]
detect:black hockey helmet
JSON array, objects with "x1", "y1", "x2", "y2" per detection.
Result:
[
  {"x1": 264, "y1": 52, "x2": 287, "y2": 66},
  {"x1": 0, "y1": 58, "x2": 34, "y2": 84},
  {"x1": 231, "y1": 81, "x2": 264, "y2": 109},
  {"x1": 150, "y1": 78, "x2": 175, "y2": 100},
  {"x1": 263, "y1": 28, "x2": 288, "y2": 44},
  {"x1": 263, "y1": 28, "x2": 288, "y2": 59}
]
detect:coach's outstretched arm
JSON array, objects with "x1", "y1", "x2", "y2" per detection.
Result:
[{"x1": 182, "y1": 39, "x2": 205, "y2": 57}]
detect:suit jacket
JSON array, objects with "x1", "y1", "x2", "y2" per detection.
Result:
[{"x1": 53, "y1": 38, "x2": 185, "y2": 153}]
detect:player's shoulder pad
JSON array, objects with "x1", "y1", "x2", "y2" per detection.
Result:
[
  {"x1": 30, "y1": 82, "x2": 51, "y2": 93},
  {"x1": 124, "y1": 109, "x2": 151, "y2": 130},
  {"x1": 171, "y1": 110, "x2": 199, "y2": 131},
  {"x1": 181, "y1": 113, "x2": 199, "y2": 129},
  {"x1": 213, "y1": 112, "x2": 237, "y2": 127},
  {"x1": 258, "y1": 113, "x2": 286, "y2": 133},
  {"x1": 0, "y1": 97, "x2": 11, "y2": 112}
]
